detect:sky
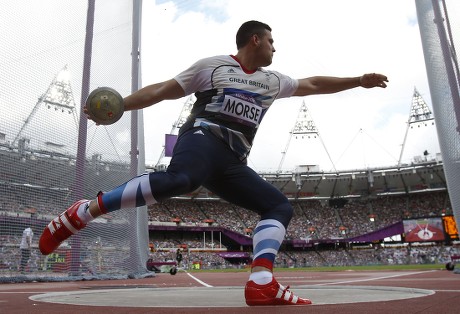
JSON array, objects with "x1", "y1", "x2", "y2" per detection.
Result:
[
  {"x1": 1, "y1": 0, "x2": 457, "y2": 173},
  {"x1": 139, "y1": 0, "x2": 444, "y2": 172}
]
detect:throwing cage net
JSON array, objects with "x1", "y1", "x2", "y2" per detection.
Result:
[
  {"x1": 0, "y1": 0, "x2": 149, "y2": 281},
  {"x1": 416, "y1": 0, "x2": 460, "y2": 236}
]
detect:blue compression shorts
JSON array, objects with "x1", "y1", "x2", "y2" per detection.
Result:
[{"x1": 150, "y1": 127, "x2": 293, "y2": 227}]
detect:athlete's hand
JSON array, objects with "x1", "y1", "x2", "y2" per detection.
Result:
[
  {"x1": 83, "y1": 105, "x2": 103, "y2": 126},
  {"x1": 83, "y1": 105, "x2": 98, "y2": 125},
  {"x1": 360, "y1": 73, "x2": 388, "y2": 88}
]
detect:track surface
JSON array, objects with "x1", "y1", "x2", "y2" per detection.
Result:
[{"x1": 1, "y1": 269, "x2": 460, "y2": 313}]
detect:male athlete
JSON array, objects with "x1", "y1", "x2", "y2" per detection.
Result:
[{"x1": 40, "y1": 20, "x2": 388, "y2": 306}]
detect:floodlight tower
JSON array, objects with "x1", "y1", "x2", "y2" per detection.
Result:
[
  {"x1": 277, "y1": 100, "x2": 336, "y2": 172},
  {"x1": 12, "y1": 65, "x2": 77, "y2": 146},
  {"x1": 155, "y1": 95, "x2": 195, "y2": 168},
  {"x1": 398, "y1": 87, "x2": 434, "y2": 166}
]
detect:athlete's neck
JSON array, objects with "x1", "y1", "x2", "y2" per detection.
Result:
[{"x1": 231, "y1": 54, "x2": 257, "y2": 74}]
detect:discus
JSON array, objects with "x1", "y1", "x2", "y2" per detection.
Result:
[{"x1": 85, "y1": 87, "x2": 124, "y2": 125}]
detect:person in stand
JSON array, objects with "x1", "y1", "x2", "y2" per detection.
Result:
[
  {"x1": 176, "y1": 248, "x2": 183, "y2": 267},
  {"x1": 20, "y1": 227, "x2": 33, "y2": 273},
  {"x1": 39, "y1": 20, "x2": 388, "y2": 306}
]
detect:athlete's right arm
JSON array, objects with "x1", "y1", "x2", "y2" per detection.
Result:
[{"x1": 123, "y1": 79, "x2": 185, "y2": 111}]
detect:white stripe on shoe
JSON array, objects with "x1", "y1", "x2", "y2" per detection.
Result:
[
  {"x1": 60, "y1": 214, "x2": 79, "y2": 234},
  {"x1": 47, "y1": 218, "x2": 58, "y2": 234},
  {"x1": 277, "y1": 284, "x2": 299, "y2": 304}
]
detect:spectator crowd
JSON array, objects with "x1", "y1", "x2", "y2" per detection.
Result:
[{"x1": 1, "y1": 187, "x2": 458, "y2": 274}]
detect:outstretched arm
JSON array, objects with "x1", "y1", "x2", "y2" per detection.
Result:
[
  {"x1": 293, "y1": 73, "x2": 388, "y2": 97},
  {"x1": 123, "y1": 79, "x2": 185, "y2": 111},
  {"x1": 84, "y1": 79, "x2": 185, "y2": 119}
]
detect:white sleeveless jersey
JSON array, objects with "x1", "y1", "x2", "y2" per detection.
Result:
[{"x1": 174, "y1": 55, "x2": 298, "y2": 160}]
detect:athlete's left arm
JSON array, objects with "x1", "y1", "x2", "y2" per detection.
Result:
[{"x1": 292, "y1": 73, "x2": 388, "y2": 97}]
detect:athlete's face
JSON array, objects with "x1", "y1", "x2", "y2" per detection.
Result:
[{"x1": 255, "y1": 30, "x2": 275, "y2": 67}]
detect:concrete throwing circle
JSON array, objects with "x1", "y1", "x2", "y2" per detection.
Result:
[{"x1": 30, "y1": 285, "x2": 434, "y2": 308}]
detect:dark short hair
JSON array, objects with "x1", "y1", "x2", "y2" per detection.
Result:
[{"x1": 236, "y1": 20, "x2": 272, "y2": 49}]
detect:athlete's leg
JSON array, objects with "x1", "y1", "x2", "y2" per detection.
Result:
[
  {"x1": 39, "y1": 128, "x2": 219, "y2": 255},
  {"x1": 205, "y1": 163, "x2": 292, "y2": 272},
  {"x1": 204, "y1": 162, "x2": 311, "y2": 305},
  {"x1": 97, "y1": 128, "x2": 217, "y2": 215}
]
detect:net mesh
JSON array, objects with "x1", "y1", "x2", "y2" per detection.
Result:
[
  {"x1": 2, "y1": 0, "x2": 460, "y2": 282},
  {"x1": 415, "y1": 0, "x2": 460, "y2": 229},
  {"x1": 0, "y1": 0, "x2": 148, "y2": 281}
]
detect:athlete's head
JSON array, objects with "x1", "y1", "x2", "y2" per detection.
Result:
[
  {"x1": 236, "y1": 20, "x2": 275, "y2": 67},
  {"x1": 236, "y1": 21, "x2": 272, "y2": 49}
]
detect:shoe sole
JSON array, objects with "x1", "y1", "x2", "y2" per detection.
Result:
[{"x1": 246, "y1": 299, "x2": 312, "y2": 306}]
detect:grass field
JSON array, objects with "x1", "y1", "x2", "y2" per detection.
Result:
[{"x1": 189, "y1": 264, "x2": 448, "y2": 273}]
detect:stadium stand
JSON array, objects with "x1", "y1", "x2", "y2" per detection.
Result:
[{"x1": 0, "y1": 129, "x2": 458, "y2": 276}]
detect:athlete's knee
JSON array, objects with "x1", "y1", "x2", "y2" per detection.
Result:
[
  {"x1": 170, "y1": 172, "x2": 199, "y2": 192},
  {"x1": 261, "y1": 201, "x2": 293, "y2": 229},
  {"x1": 150, "y1": 170, "x2": 201, "y2": 201}
]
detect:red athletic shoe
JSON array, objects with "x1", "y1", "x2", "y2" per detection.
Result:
[
  {"x1": 245, "y1": 278, "x2": 312, "y2": 306},
  {"x1": 39, "y1": 200, "x2": 89, "y2": 255}
]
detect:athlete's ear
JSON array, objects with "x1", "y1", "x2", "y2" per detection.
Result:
[{"x1": 252, "y1": 34, "x2": 260, "y2": 47}]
